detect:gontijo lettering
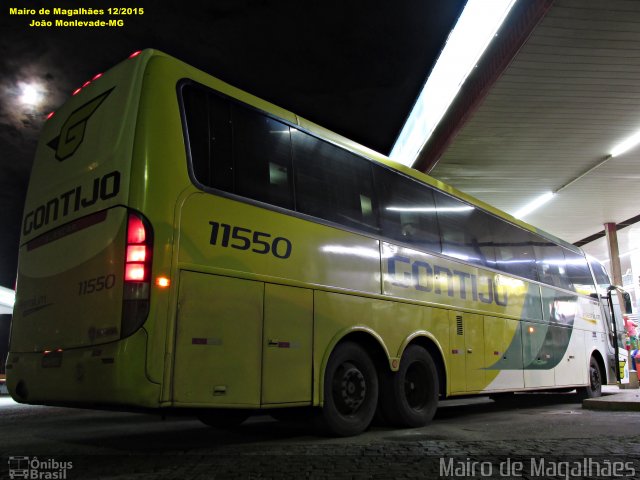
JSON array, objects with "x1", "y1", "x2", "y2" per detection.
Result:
[
  {"x1": 22, "y1": 170, "x2": 120, "y2": 236},
  {"x1": 387, "y1": 255, "x2": 508, "y2": 306}
]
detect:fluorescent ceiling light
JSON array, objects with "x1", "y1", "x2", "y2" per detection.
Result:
[
  {"x1": 0, "y1": 286, "x2": 15, "y2": 309},
  {"x1": 390, "y1": 0, "x2": 517, "y2": 167},
  {"x1": 611, "y1": 129, "x2": 640, "y2": 157},
  {"x1": 386, "y1": 206, "x2": 474, "y2": 213},
  {"x1": 513, "y1": 191, "x2": 554, "y2": 219}
]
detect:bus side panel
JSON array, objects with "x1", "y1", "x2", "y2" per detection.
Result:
[
  {"x1": 312, "y1": 290, "x2": 450, "y2": 406},
  {"x1": 262, "y1": 284, "x2": 313, "y2": 404},
  {"x1": 483, "y1": 316, "x2": 525, "y2": 391},
  {"x1": 381, "y1": 242, "x2": 542, "y2": 321},
  {"x1": 172, "y1": 272, "x2": 315, "y2": 407},
  {"x1": 173, "y1": 272, "x2": 263, "y2": 406},
  {"x1": 177, "y1": 193, "x2": 381, "y2": 294}
]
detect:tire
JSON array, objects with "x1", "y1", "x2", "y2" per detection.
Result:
[
  {"x1": 576, "y1": 356, "x2": 603, "y2": 400},
  {"x1": 379, "y1": 345, "x2": 439, "y2": 428},
  {"x1": 197, "y1": 409, "x2": 250, "y2": 428},
  {"x1": 319, "y1": 342, "x2": 378, "y2": 437}
]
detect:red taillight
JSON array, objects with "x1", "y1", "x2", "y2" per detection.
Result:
[
  {"x1": 127, "y1": 216, "x2": 146, "y2": 243},
  {"x1": 122, "y1": 211, "x2": 153, "y2": 338},
  {"x1": 125, "y1": 263, "x2": 146, "y2": 281},
  {"x1": 129, "y1": 50, "x2": 142, "y2": 59},
  {"x1": 126, "y1": 245, "x2": 146, "y2": 262},
  {"x1": 124, "y1": 214, "x2": 149, "y2": 282}
]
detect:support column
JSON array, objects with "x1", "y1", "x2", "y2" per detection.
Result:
[
  {"x1": 605, "y1": 222, "x2": 623, "y2": 286},
  {"x1": 606, "y1": 222, "x2": 637, "y2": 388}
]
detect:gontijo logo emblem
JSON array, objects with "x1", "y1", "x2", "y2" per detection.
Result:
[{"x1": 47, "y1": 88, "x2": 114, "y2": 161}]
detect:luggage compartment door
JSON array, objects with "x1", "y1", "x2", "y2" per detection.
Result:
[{"x1": 173, "y1": 272, "x2": 263, "y2": 406}]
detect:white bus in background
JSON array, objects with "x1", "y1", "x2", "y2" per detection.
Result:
[{"x1": 1, "y1": 285, "x2": 14, "y2": 390}]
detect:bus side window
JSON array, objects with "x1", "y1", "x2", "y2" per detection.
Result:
[
  {"x1": 182, "y1": 86, "x2": 233, "y2": 191},
  {"x1": 534, "y1": 243, "x2": 571, "y2": 290},
  {"x1": 563, "y1": 249, "x2": 596, "y2": 296},
  {"x1": 375, "y1": 167, "x2": 441, "y2": 253},
  {"x1": 232, "y1": 106, "x2": 294, "y2": 210},
  {"x1": 292, "y1": 132, "x2": 378, "y2": 232},
  {"x1": 589, "y1": 258, "x2": 613, "y2": 299},
  {"x1": 433, "y1": 191, "x2": 496, "y2": 268},
  {"x1": 492, "y1": 223, "x2": 538, "y2": 282}
]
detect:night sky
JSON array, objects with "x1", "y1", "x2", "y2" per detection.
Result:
[{"x1": 0, "y1": 0, "x2": 466, "y2": 289}]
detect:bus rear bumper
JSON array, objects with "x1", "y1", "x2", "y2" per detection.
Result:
[{"x1": 5, "y1": 329, "x2": 160, "y2": 409}]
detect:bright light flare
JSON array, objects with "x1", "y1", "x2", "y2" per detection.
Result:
[
  {"x1": 611, "y1": 129, "x2": 640, "y2": 158},
  {"x1": 19, "y1": 82, "x2": 45, "y2": 107}
]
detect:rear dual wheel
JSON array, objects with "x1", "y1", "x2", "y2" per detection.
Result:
[
  {"x1": 320, "y1": 342, "x2": 439, "y2": 436},
  {"x1": 379, "y1": 345, "x2": 439, "y2": 427}
]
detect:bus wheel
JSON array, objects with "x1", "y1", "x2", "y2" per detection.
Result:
[
  {"x1": 320, "y1": 342, "x2": 378, "y2": 437},
  {"x1": 576, "y1": 357, "x2": 603, "y2": 400},
  {"x1": 198, "y1": 409, "x2": 249, "y2": 428},
  {"x1": 380, "y1": 345, "x2": 439, "y2": 428}
]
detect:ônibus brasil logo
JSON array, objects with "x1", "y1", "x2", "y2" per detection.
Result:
[{"x1": 8, "y1": 456, "x2": 73, "y2": 479}]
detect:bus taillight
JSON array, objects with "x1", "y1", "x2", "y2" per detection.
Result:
[{"x1": 122, "y1": 211, "x2": 153, "y2": 337}]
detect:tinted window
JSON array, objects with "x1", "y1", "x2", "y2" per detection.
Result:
[
  {"x1": 564, "y1": 249, "x2": 596, "y2": 295},
  {"x1": 293, "y1": 131, "x2": 378, "y2": 232},
  {"x1": 233, "y1": 107, "x2": 294, "y2": 209},
  {"x1": 492, "y1": 222, "x2": 538, "y2": 281},
  {"x1": 589, "y1": 259, "x2": 611, "y2": 296},
  {"x1": 434, "y1": 191, "x2": 496, "y2": 267},
  {"x1": 182, "y1": 84, "x2": 294, "y2": 209},
  {"x1": 375, "y1": 168, "x2": 441, "y2": 252},
  {"x1": 534, "y1": 242, "x2": 573, "y2": 291},
  {"x1": 541, "y1": 286, "x2": 578, "y2": 325},
  {"x1": 182, "y1": 86, "x2": 233, "y2": 190}
]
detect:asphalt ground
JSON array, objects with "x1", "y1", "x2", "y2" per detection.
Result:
[{"x1": 1, "y1": 390, "x2": 639, "y2": 479}]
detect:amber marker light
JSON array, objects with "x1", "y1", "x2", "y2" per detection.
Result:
[{"x1": 156, "y1": 276, "x2": 170, "y2": 288}]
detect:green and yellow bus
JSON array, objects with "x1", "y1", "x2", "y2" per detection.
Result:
[{"x1": 6, "y1": 49, "x2": 627, "y2": 436}]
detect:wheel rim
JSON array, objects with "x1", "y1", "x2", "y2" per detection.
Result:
[
  {"x1": 590, "y1": 363, "x2": 601, "y2": 392},
  {"x1": 404, "y1": 361, "x2": 429, "y2": 410},
  {"x1": 332, "y1": 362, "x2": 367, "y2": 415}
]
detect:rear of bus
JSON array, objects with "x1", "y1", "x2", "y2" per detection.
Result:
[{"x1": 6, "y1": 50, "x2": 173, "y2": 408}]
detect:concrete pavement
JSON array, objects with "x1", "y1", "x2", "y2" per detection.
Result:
[{"x1": 583, "y1": 385, "x2": 640, "y2": 411}]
